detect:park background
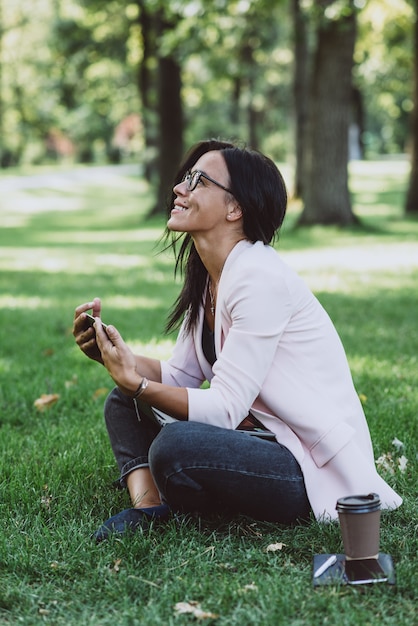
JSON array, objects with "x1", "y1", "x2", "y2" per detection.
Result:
[{"x1": 1, "y1": 1, "x2": 417, "y2": 625}]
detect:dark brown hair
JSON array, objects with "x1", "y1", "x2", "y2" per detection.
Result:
[{"x1": 164, "y1": 139, "x2": 287, "y2": 334}]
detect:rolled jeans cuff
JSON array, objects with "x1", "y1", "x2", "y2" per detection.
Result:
[{"x1": 117, "y1": 457, "x2": 150, "y2": 488}]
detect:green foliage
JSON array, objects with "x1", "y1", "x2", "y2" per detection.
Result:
[
  {"x1": 355, "y1": 0, "x2": 414, "y2": 155},
  {"x1": 0, "y1": 0, "x2": 414, "y2": 170},
  {"x1": 0, "y1": 161, "x2": 417, "y2": 624},
  {"x1": 0, "y1": 0, "x2": 139, "y2": 165}
]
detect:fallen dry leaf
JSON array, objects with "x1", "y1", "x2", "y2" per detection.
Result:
[
  {"x1": 34, "y1": 393, "x2": 60, "y2": 412},
  {"x1": 398, "y1": 455, "x2": 408, "y2": 473},
  {"x1": 376, "y1": 450, "x2": 408, "y2": 475},
  {"x1": 92, "y1": 387, "x2": 109, "y2": 400},
  {"x1": 65, "y1": 374, "x2": 78, "y2": 389},
  {"x1": 41, "y1": 484, "x2": 53, "y2": 509},
  {"x1": 242, "y1": 582, "x2": 258, "y2": 592},
  {"x1": 41, "y1": 494, "x2": 52, "y2": 509},
  {"x1": 110, "y1": 559, "x2": 122, "y2": 574},
  {"x1": 174, "y1": 601, "x2": 219, "y2": 620},
  {"x1": 392, "y1": 437, "x2": 404, "y2": 451},
  {"x1": 38, "y1": 608, "x2": 50, "y2": 616},
  {"x1": 266, "y1": 542, "x2": 286, "y2": 552},
  {"x1": 376, "y1": 452, "x2": 395, "y2": 475}
]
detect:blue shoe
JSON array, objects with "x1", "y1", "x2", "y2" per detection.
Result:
[{"x1": 93, "y1": 504, "x2": 171, "y2": 543}]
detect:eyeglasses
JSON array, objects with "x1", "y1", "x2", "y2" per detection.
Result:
[{"x1": 182, "y1": 169, "x2": 232, "y2": 194}]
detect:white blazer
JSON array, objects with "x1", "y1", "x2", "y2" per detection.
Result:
[{"x1": 160, "y1": 240, "x2": 402, "y2": 520}]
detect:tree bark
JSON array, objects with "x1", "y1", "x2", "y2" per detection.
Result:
[
  {"x1": 405, "y1": 0, "x2": 418, "y2": 214},
  {"x1": 241, "y1": 42, "x2": 259, "y2": 150},
  {"x1": 136, "y1": 0, "x2": 158, "y2": 181},
  {"x1": 151, "y1": 12, "x2": 183, "y2": 215},
  {"x1": 0, "y1": 1, "x2": 3, "y2": 166},
  {"x1": 299, "y1": 1, "x2": 358, "y2": 225},
  {"x1": 291, "y1": 0, "x2": 310, "y2": 198}
]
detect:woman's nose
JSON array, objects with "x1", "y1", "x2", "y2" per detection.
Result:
[{"x1": 173, "y1": 180, "x2": 188, "y2": 195}]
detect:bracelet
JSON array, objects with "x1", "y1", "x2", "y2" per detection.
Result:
[{"x1": 133, "y1": 377, "x2": 149, "y2": 399}]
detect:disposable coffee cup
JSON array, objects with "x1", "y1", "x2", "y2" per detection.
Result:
[{"x1": 336, "y1": 493, "x2": 381, "y2": 560}]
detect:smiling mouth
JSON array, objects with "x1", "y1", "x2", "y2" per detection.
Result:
[{"x1": 173, "y1": 204, "x2": 188, "y2": 212}]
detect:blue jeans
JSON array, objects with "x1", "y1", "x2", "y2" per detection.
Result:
[{"x1": 104, "y1": 387, "x2": 312, "y2": 524}]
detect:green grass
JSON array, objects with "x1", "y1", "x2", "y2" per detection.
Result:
[{"x1": 0, "y1": 160, "x2": 417, "y2": 625}]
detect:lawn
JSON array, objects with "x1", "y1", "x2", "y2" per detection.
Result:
[{"x1": 0, "y1": 159, "x2": 417, "y2": 625}]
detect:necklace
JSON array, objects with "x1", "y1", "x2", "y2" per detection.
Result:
[
  {"x1": 207, "y1": 265, "x2": 225, "y2": 316},
  {"x1": 208, "y1": 281, "x2": 216, "y2": 315},
  {"x1": 206, "y1": 252, "x2": 230, "y2": 315}
]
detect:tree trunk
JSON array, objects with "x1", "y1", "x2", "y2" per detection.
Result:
[
  {"x1": 136, "y1": 0, "x2": 158, "y2": 181},
  {"x1": 405, "y1": 0, "x2": 418, "y2": 214},
  {"x1": 0, "y1": 1, "x2": 3, "y2": 166},
  {"x1": 241, "y1": 41, "x2": 259, "y2": 150},
  {"x1": 299, "y1": 1, "x2": 358, "y2": 226},
  {"x1": 291, "y1": 0, "x2": 310, "y2": 198},
  {"x1": 151, "y1": 17, "x2": 183, "y2": 215},
  {"x1": 231, "y1": 77, "x2": 241, "y2": 127}
]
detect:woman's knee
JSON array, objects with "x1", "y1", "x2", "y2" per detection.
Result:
[
  {"x1": 104, "y1": 386, "x2": 134, "y2": 425},
  {"x1": 150, "y1": 421, "x2": 183, "y2": 458},
  {"x1": 149, "y1": 421, "x2": 195, "y2": 474}
]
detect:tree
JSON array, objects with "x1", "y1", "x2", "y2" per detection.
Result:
[
  {"x1": 355, "y1": 0, "x2": 413, "y2": 156},
  {"x1": 135, "y1": 0, "x2": 158, "y2": 180},
  {"x1": 0, "y1": 1, "x2": 3, "y2": 165},
  {"x1": 406, "y1": 0, "x2": 418, "y2": 214},
  {"x1": 128, "y1": 2, "x2": 184, "y2": 213},
  {"x1": 0, "y1": 1, "x2": 32, "y2": 166},
  {"x1": 291, "y1": 0, "x2": 311, "y2": 198},
  {"x1": 153, "y1": 8, "x2": 183, "y2": 214},
  {"x1": 299, "y1": 0, "x2": 359, "y2": 225},
  {"x1": 1, "y1": 0, "x2": 412, "y2": 193},
  {"x1": 49, "y1": 0, "x2": 138, "y2": 162},
  {"x1": 137, "y1": 0, "x2": 289, "y2": 214},
  {"x1": 193, "y1": 0, "x2": 291, "y2": 157}
]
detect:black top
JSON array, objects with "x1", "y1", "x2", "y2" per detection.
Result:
[{"x1": 202, "y1": 317, "x2": 216, "y2": 366}]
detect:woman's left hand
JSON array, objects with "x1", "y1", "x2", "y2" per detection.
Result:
[{"x1": 94, "y1": 319, "x2": 140, "y2": 396}]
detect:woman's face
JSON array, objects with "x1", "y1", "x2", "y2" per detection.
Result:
[{"x1": 168, "y1": 150, "x2": 237, "y2": 237}]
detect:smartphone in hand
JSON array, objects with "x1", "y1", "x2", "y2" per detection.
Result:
[{"x1": 85, "y1": 313, "x2": 108, "y2": 332}]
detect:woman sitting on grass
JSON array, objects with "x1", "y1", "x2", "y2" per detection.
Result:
[{"x1": 73, "y1": 139, "x2": 402, "y2": 541}]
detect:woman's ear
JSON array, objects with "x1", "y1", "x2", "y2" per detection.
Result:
[{"x1": 226, "y1": 203, "x2": 242, "y2": 221}]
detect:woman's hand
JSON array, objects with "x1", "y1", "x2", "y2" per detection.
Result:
[
  {"x1": 73, "y1": 298, "x2": 104, "y2": 364},
  {"x1": 94, "y1": 320, "x2": 141, "y2": 396}
]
